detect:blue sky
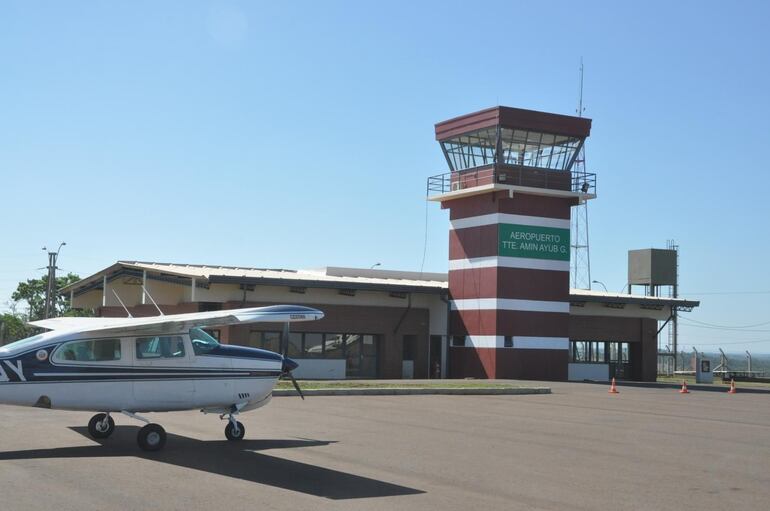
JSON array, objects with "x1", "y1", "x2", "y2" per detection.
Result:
[{"x1": 1, "y1": 1, "x2": 769, "y2": 353}]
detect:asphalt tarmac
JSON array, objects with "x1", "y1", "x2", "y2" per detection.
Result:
[{"x1": 1, "y1": 382, "x2": 768, "y2": 511}]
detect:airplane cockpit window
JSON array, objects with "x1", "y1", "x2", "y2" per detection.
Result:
[
  {"x1": 190, "y1": 327, "x2": 220, "y2": 355},
  {"x1": 136, "y1": 336, "x2": 185, "y2": 359},
  {"x1": 52, "y1": 339, "x2": 122, "y2": 363}
]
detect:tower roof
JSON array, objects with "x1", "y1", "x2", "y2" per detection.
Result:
[{"x1": 435, "y1": 106, "x2": 592, "y2": 141}]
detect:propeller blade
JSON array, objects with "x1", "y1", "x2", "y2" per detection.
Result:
[{"x1": 288, "y1": 371, "x2": 305, "y2": 400}]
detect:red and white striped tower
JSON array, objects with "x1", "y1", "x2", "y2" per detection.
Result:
[{"x1": 427, "y1": 107, "x2": 595, "y2": 380}]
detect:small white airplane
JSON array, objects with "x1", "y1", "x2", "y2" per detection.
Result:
[{"x1": 0, "y1": 304, "x2": 323, "y2": 451}]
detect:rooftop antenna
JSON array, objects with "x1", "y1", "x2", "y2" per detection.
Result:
[
  {"x1": 141, "y1": 285, "x2": 165, "y2": 316},
  {"x1": 111, "y1": 289, "x2": 133, "y2": 318},
  {"x1": 571, "y1": 57, "x2": 592, "y2": 290},
  {"x1": 577, "y1": 57, "x2": 585, "y2": 117}
]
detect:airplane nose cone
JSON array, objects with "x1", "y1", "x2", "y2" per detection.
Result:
[{"x1": 282, "y1": 357, "x2": 299, "y2": 372}]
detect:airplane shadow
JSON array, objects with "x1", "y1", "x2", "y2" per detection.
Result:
[{"x1": 0, "y1": 426, "x2": 424, "y2": 500}]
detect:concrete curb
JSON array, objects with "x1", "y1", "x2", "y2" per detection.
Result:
[{"x1": 273, "y1": 387, "x2": 551, "y2": 397}]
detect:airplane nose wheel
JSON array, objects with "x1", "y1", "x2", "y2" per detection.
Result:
[
  {"x1": 137, "y1": 423, "x2": 167, "y2": 451},
  {"x1": 225, "y1": 419, "x2": 245, "y2": 441},
  {"x1": 88, "y1": 413, "x2": 115, "y2": 439}
]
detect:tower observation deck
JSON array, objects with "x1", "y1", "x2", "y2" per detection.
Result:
[{"x1": 427, "y1": 106, "x2": 595, "y2": 202}]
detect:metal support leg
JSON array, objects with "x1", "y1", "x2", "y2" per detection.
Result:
[{"x1": 121, "y1": 410, "x2": 150, "y2": 424}]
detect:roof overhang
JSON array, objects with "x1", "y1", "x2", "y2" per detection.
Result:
[
  {"x1": 435, "y1": 106, "x2": 592, "y2": 141},
  {"x1": 569, "y1": 290, "x2": 700, "y2": 311},
  {"x1": 209, "y1": 275, "x2": 447, "y2": 295}
]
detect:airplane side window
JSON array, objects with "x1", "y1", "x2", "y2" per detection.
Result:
[
  {"x1": 53, "y1": 339, "x2": 122, "y2": 363},
  {"x1": 136, "y1": 336, "x2": 185, "y2": 359},
  {"x1": 189, "y1": 327, "x2": 220, "y2": 356}
]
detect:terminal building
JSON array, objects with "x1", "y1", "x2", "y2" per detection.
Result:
[{"x1": 61, "y1": 106, "x2": 699, "y2": 382}]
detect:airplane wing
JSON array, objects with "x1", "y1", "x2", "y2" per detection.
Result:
[
  {"x1": 28, "y1": 317, "x2": 129, "y2": 331},
  {"x1": 28, "y1": 305, "x2": 324, "y2": 335}
]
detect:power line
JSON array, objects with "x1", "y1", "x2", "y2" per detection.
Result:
[
  {"x1": 681, "y1": 317, "x2": 770, "y2": 329},
  {"x1": 683, "y1": 338, "x2": 770, "y2": 346},
  {"x1": 680, "y1": 290, "x2": 770, "y2": 296},
  {"x1": 677, "y1": 320, "x2": 770, "y2": 333}
]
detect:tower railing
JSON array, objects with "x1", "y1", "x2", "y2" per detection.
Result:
[{"x1": 426, "y1": 164, "x2": 596, "y2": 197}]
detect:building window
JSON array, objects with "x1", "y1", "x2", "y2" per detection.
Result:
[
  {"x1": 245, "y1": 330, "x2": 380, "y2": 378},
  {"x1": 303, "y1": 333, "x2": 323, "y2": 358},
  {"x1": 262, "y1": 332, "x2": 281, "y2": 353},
  {"x1": 504, "y1": 336, "x2": 513, "y2": 348},
  {"x1": 570, "y1": 341, "x2": 630, "y2": 364},
  {"x1": 451, "y1": 336, "x2": 466, "y2": 347},
  {"x1": 247, "y1": 331, "x2": 282, "y2": 352},
  {"x1": 287, "y1": 332, "x2": 302, "y2": 357},
  {"x1": 403, "y1": 335, "x2": 416, "y2": 361},
  {"x1": 323, "y1": 334, "x2": 347, "y2": 359}
]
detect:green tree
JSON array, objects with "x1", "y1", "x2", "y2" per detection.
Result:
[
  {"x1": 11, "y1": 272, "x2": 83, "y2": 321},
  {"x1": 0, "y1": 313, "x2": 33, "y2": 344}
]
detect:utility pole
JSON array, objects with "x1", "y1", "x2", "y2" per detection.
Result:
[{"x1": 42, "y1": 242, "x2": 66, "y2": 319}]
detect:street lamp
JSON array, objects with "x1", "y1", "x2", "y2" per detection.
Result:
[
  {"x1": 369, "y1": 263, "x2": 381, "y2": 269},
  {"x1": 592, "y1": 280, "x2": 608, "y2": 292}
]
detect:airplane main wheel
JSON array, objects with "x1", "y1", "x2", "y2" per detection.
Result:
[
  {"x1": 137, "y1": 423, "x2": 167, "y2": 451},
  {"x1": 88, "y1": 413, "x2": 115, "y2": 439},
  {"x1": 225, "y1": 421, "x2": 245, "y2": 441}
]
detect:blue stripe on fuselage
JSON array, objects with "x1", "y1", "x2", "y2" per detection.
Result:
[{"x1": 202, "y1": 344, "x2": 283, "y2": 361}]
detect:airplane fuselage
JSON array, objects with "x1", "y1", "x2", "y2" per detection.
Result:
[{"x1": 0, "y1": 329, "x2": 283, "y2": 413}]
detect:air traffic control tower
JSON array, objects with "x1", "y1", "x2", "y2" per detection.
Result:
[{"x1": 428, "y1": 106, "x2": 596, "y2": 380}]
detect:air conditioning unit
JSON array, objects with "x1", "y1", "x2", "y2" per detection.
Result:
[{"x1": 451, "y1": 181, "x2": 462, "y2": 191}]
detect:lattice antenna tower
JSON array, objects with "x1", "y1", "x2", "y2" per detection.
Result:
[{"x1": 571, "y1": 58, "x2": 592, "y2": 289}]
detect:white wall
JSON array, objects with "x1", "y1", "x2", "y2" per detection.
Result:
[
  {"x1": 402, "y1": 360, "x2": 414, "y2": 379},
  {"x1": 292, "y1": 359, "x2": 346, "y2": 379},
  {"x1": 568, "y1": 363, "x2": 609, "y2": 382}
]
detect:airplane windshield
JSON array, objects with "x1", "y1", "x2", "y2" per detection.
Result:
[
  {"x1": 0, "y1": 334, "x2": 47, "y2": 354},
  {"x1": 189, "y1": 327, "x2": 220, "y2": 355}
]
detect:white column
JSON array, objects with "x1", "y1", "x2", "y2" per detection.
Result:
[
  {"x1": 191, "y1": 277, "x2": 197, "y2": 302},
  {"x1": 102, "y1": 275, "x2": 107, "y2": 307},
  {"x1": 142, "y1": 270, "x2": 147, "y2": 305}
]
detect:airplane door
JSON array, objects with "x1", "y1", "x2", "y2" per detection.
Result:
[{"x1": 131, "y1": 335, "x2": 195, "y2": 411}]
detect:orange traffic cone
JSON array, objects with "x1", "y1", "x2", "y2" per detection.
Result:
[
  {"x1": 727, "y1": 379, "x2": 737, "y2": 394},
  {"x1": 679, "y1": 380, "x2": 690, "y2": 394},
  {"x1": 608, "y1": 377, "x2": 619, "y2": 394}
]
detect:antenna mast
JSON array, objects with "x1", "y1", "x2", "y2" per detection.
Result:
[{"x1": 571, "y1": 58, "x2": 592, "y2": 290}]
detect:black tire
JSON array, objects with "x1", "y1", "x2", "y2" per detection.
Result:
[
  {"x1": 225, "y1": 421, "x2": 245, "y2": 441},
  {"x1": 137, "y1": 423, "x2": 166, "y2": 451},
  {"x1": 87, "y1": 413, "x2": 115, "y2": 439}
]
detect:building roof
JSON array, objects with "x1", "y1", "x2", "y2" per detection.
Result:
[
  {"x1": 569, "y1": 288, "x2": 699, "y2": 310},
  {"x1": 61, "y1": 261, "x2": 450, "y2": 295},
  {"x1": 61, "y1": 261, "x2": 699, "y2": 310},
  {"x1": 435, "y1": 106, "x2": 592, "y2": 141}
]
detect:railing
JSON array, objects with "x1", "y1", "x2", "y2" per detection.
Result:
[{"x1": 427, "y1": 164, "x2": 597, "y2": 196}]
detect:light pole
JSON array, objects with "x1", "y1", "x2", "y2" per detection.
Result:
[
  {"x1": 369, "y1": 263, "x2": 381, "y2": 270},
  {"x1": 42, "y1": 242, "x2": 66, "y2": 318},
  {"x1": 591, "y1": 280, "x2": 608, "y2": 292}
]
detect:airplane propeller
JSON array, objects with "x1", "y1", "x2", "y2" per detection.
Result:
[{"x1": 280, "y1": 322, "x2": 305, "y2": 400}]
